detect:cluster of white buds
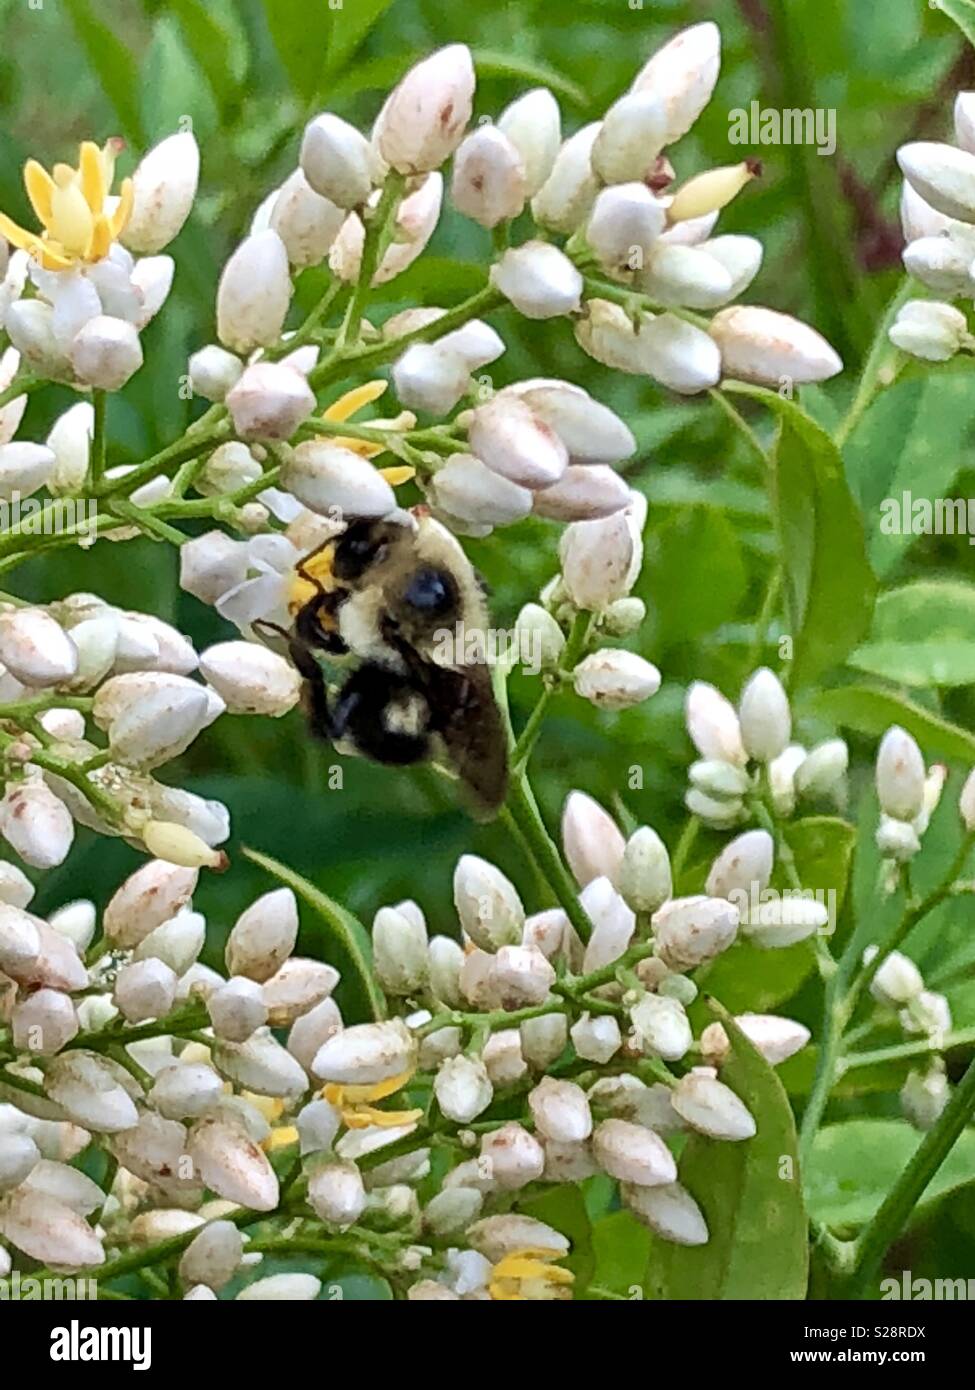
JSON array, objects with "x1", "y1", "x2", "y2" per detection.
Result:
[
  {"x1": 893, "y1": 95, "x2": 975, "y2": 361},
  {"x1": 1, "y1": 135, "x2": 197, "y2": 396},
  {"x1": 683, "y1": 667, "x2": 848, "y2": 826},
  {"x1": 874, "y1": 725, "x2": 946, "y2": 868},
  {"x1": 862, "y1": 943, "x2": 951, "y2": 1131}
]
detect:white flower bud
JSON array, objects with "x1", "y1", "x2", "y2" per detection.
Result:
[
  {"x1": 45, "y1": 899, "x2": 93, "y2": 954},
  {"x1": 312, "y1": 1018, "x2": 415, "y2": 1085},
  {"x1": 282, "y1": 441, "x2": 396, "y2": 518},
  {"x1": 592, "y1": 92, "x2": 669, "y2": 184},
  {"x1": 642, "y1": 242, "x2": 735, "y2": 310},
  {"x1": 892, "y1": 298, "x2": 971, "y2": 364},
  {"x1": 423, "y1": 1186, "x2": 483, "y2": 1240},
  {"x1": 301, "y1": 113, "x2": 378, "y2": 209},
  {"x1": 0, "y1": 903, "x2": 40, "y2": 976},
  {"x1": 897, "y1": 140, "x2": 975, "y2": 223},
  {"x1": 587, "y1": 183, "x2": 667, "y2": 275},
  {"x1": 226, "y1": 888, "x2": 299, "y2": 983},
  {"x1": 199, "y1": 640, "x2": 301, "y2": 716},
  {"x1": 795, "y1": 738, "x2": 849, "y2": 799},
  {"x1": 237, "y1": 1273, "x2": 321, "y2": 1301},
  {"x1": 0, "y1": 442, "x2": 55, "y2": 500},
  {"x1": 630, "y1": 21, "x2": 721, "y2": 142},
  {"x1": 956, "y1": 92, "x2": 975, "y2": 154},
  {"x1": 593, "y1": 1117, "x2": 677, "y2": 1187},
  {"x1": 467, "y1": 1212, "x2": 568, "y2": 1265},
  {"x1": 376, "y1": 44, "x2": 475, "y2": 174},
  {"x1": 452, "y1": 125, "x2": 526, "y2": 228},
  {"x1": 710, "y1": 305, "x2": 843, "y2": 386},
  {"x1": 43, "y1": 402, "x2": 92, "y2": 495},
  {"x1": 114, "y1": 958, "x2": 177, "y2": 1024},
  {"x1": 729, "y1": 1013, "x2": 810, "y2": 1066},
  {"x1": 12, "y1": 989, "x2": 78, "y2": 1055},
  {"x1": 468, "y1": 394, "x2": 567, "y2": 489},
  {"x1": 295, "y1": 1097, "x2": 341, "y2": 1155},
  {"x1": 0, "y1": 609, "x2": 77, "y2": 687},
  {"x1": 479, "y1": 1121, "x2": 544, "y2": 1190},
  {"x1": 269, "y1": 169, "x2": 345, "y2": 271},
  {"x1": 652, "y1": 895, "x2": 739, "y2": 971},
  {"x1": 505, "y1": 379, "x2": 635, "y2": 465},
  {"x1": 435, "y1": 1054, "x2": 493, "y2": 1123},
  {"x1": 478, "y1": 1028, "x2": 524, "y2": 1088},
  {"x1": 179, "y1": 1220, "x2": 242, "y2": 1292},
  {"x1": 876, "y1": 726, "x2": 926, "y2": 821},
  {"x1": 419, "y1": 1025, "x2": 461, "y2": 1071},
  {"x1": 706, "y1": 830, "x2": 774, "y2": 900},
  {"x1": 427, "y1": 935, "x2": 464, "y2": 1007},
  {"x1": 308, "y1": 1158, "x2": 366, "y2": 1228},
  {"x1": 493, "y1": 944, "x2": 556, "y2": 1008},
  {"x1": 453, "y1": 854, "x2": 524, "y2": 951},
  {"x1": 901, "y1": 989, "x2": 951, "y2": 1039},
  {"x1": 0, "y1": 1132, "x2": 41, "y2": 1191},
  {"x1": 902, "y1": 228, "x2": 975, "y2": 297},
  {"x1": 262, "y1": 958, "x2": 338, "y2": 1027},
  {"x1": 684, "y1": 682, "x2": 745, "y2": 767},
  {"x1": 562, "y1": 791, "x2": 625, "y2": 889},
  {"x1": 865, "y1": 946, "x2": 924, "y2": 1007},
  {"x1": 216, "y1": 230, "x2": 292, "y2": 353},
  {"x1": 208, "y1": 976, "x2": 268, "y2": 1042},
  {"x1": 575, "y1": 649, "x2": 661, "y2": 711},
  {"x1": 46, "y1": 1052, "x2": 139, "y2": 1133},
  {"x1": 529, "y1": 1077, "x2": 592, "y2": 1143},
  {"x1": 150, "y1": 1062, "x2": 223, "y2": 1120},
  {"x1": 560, "y1": 515, "x2": 637, "y2": 618},
  {"x1": 373, "y1": 905, "x2": 428, "y2": 996},
  {"x1": 520, "y1": 1013, "x2": 567, "y2": 1070},
  {"x1": 0, "y1": 861, "x2": 34, "y2": 910},
  {"x1": 491, "y1": 240, "x2": 583, "y2": 320},
  {"x1": 0, "y1": 1187, "x2": 104, "y2": 1268},
  {"x1": 531, "y1": 122, "x2": 600, "y2": 233},
  {"x1": 287, "y1": 996, "x2": 342, "y2": 1074},
  {"x1": 392, "y1": 344, "x2": 471, "y2": 417},
  {"x1": 104, "y1": 860, "x2": 198, "y2": 948},
  {"x1": 188, "y1": 1118, "x2": 279, "y2": 1211},
  {"x1": 737, "y1": 666, "x2": 791, "y2": 762},
  {"x1": 330, "y1": 174, "x2": 444, "y2": 284},
  {"x1": 212, "y1": 1029, "x2": 307, "y2": 1100},
  {"x1": 0, "y1": 778, "x2": 71, "y2": 869},
  {"x1": 225, "y1": 362, "x2": 315, "y2": 441},
  {"x1": 673, "y1": 1070, "x2": 755, "y2": 1140},
  {"x1": 6, "y1": 917, "x2": 85, "y2": 994},
  {"x1": 618, "y1": 827, "x2": 673, "y2": 913},
  {"x1": 876, "y1": 815, "x2": 922, "y2": 862},
  {"x1": 629, "y1": 994, "x2": 692, "y2": 1061},
  {"x1": 179, "y1": 530, "x2": 248, "y2": 607},
  {"x1": 570, "y1": 1011, "x2": 621, "y2": 1063},
  {"x1": 188, "y1": 344, "x2": 243, "y2": 403},
  {"x1": 6, "y1": 300, "x2": 70, "y2": 378},
  {"x1": 741, "y1": 896, "x2": 829, "y2": 948},
  {"x1": 107, "y1": 682, "x2": 212, "y2": 769},
  {"x1": 580, "y1": 876, "x2": 635, "y2": 972},
  {"x1": 513, "y1": 603, "x2": 565, "y2": 670},
  {"x1": 623, "y1": 1180, "x2": 708, "y2": 1245},
  {"x1": 960, "y1": 767, "x2": 975, "y2": 831},
  {"x1": 69, "y1": 315, "x2": 143, "y2": 391},
  {"x1": 900, "y1": 181, "x2": 957, "y2": 243},
  {"x1": 497, "y1": 88, "x2": 561, "y2": 196},
  {"x1": 689, "y1": 759, "x2": 750, "y2": 803},
  {"x1": 901, "y1": 1065, "x2": 949, "y2": 1131},
  {"x1": 123, "y1": 132, "x2": 199, "y2": 253}
]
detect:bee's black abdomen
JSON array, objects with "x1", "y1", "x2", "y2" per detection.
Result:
[{"x1": 327, "y1": 662, "x2": 432, "y2": 766}]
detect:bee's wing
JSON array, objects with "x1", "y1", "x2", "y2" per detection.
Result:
[{"x1": 424, "y1": 661, "x2": 508, "y2": 820}]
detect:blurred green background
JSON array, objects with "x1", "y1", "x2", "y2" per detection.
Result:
[{"x1": 4, "y1": 0, "x2": 975, "y2": 1288}]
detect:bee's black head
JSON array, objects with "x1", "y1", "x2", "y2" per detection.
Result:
[
  {"x1": 402, "y1": 566, "x2": 457, "y2": 616},
  {"x1": 332, "y1": 519, "x2": 399, "y2": 582}
]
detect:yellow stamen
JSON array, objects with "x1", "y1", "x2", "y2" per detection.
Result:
[
  {"x1": 79, "y1": 141, "x2": 107, "y2": 215},
  {"x1": 23, "y1": 160, "x2": 54, "y2": 229},
  {"x1": 263, "y1": 1124, "x2": 299, "y2": 1152},
  {"x1": 50, "y1": 179, "x2": 95, "y2": 257},
  {"x1": 109, "y1": 177, "x2": 134, "y2": 239},
  {"x1": 488, "y1": 1248, "x2": 574, "y2": 1301},
  {"x1": 321, "y1": 1068, "x2": 419, "y2": 1129},
  {"x1": 243, "y1": 1093, "x2": 286, "y2": 1124},
  {"x1": 330, "y1": 435, "x2": 385, "y2": 458},
  {"x1": 323, "y1": 380, "x2": 388, "y2": 423},
  {"x1": 378, "y1": 465, "x2": 416, "y2": 486},
  {"x1": 341, "y1": 1104, "x2": 424, "y2": 1130},
  {"x1": 88, "y1": 217, "x2": 113, "y2": 262}
]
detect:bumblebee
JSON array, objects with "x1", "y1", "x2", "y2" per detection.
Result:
[{"x1": 280, "y1": 510, "x2": 508, "y2": 819}]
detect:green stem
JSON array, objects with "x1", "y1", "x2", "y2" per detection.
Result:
[
  {"x1": 834, "y1": 279, "x2": 914, "y2": 449},
  {"x1": 340, "y1": 173, "x2": 406, "y2": 349},
  {"x1": 505, "y1": 771, "x2": 593, "y2": 945},
  {"x1": 842, "y1": 1028, "x2": 975, "y2": 1073},
  {"x1": 710, "y1": 388, "x2": 770, "y2": 469},
  {"x1": 88, "y1": 390, "x2": 108, "y2": 490},
  {"x1": 844, "y1": 1052, "x2": 975, "y2": 1296}
]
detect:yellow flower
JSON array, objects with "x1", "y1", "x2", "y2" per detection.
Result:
[
  {"x1": 0, "y1": 139, "x2": 134, "y2": 271},
  {"x1": 488, "y1": 1248, "x2": 575, "y2": 1301},
  {"x1": 320, "y1": 379, "x2": 417, "y2": 469},
  {"x1": 322, "y1": 1068, "x2": 423, "y2": 1131}
]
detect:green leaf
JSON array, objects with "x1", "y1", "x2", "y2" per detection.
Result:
[
  {"x1": 588, "y1": 1210, "x2": 651, "y2": 1299},
  {"x1": 807, "y1": 1120, "x2": 975, "y2": 1230},
  {"x1": 520, "y1": 1185, "x2": 595, "y2": 1296},
  {"x1": 935, "y1": 0, "x2": 975, "y2": 48},
  {"x1": 171, "y1": 0, "x2": 249, "y2": 110},
  {"x1": 63, "y1": 0, "x2": 146, "y2": 146},
  {"x1": 262, "y1": 0, "x2": 335, "y2": 103},
  {"x1": 850, "y1": 580, "x2": 975, "y2": 687},
  {"x1": 645, "y1": 1003, "x2": 808, "y2": 1299},
  {"x1": 812, "y1": 684, "x2": 975, "y2": 762},
  {"x1": 700, "y1": 817, "x2": 855, "y2": 1011},
  {"x1": 243, "y1": 846, "x2": 386, "y2": 1022},
  {"x1": 470, "y1": 48, "x2": 589, "y2": 107},
  {"x1": 643, "y1": 508, "x2": 747, "y2": 649},
  {"x1": 726, "y1": 384, "x2": 876, "y2": 688},
  {"x1": 141, "y1": 18, "x2": 219, "y2": 152},
  {"x1": 325, "y1": 0, "x2": 395, "y2": 75}
]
